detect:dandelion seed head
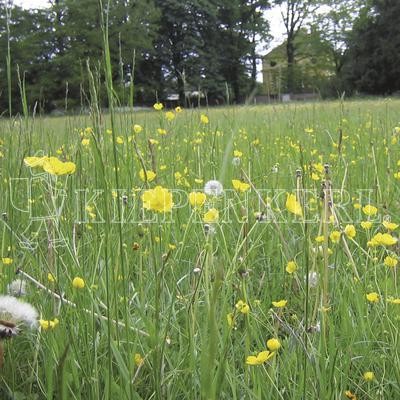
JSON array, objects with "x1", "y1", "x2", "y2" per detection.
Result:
[
  {"x1": 7, "y1": 279, "x2": 27, "y2": 297},
  {"x1": 0, "y1": 295, "x2": 38, "y2": 329},
  {"x1": 204, "y1": 180, "x2": 223, "y2": 196}
]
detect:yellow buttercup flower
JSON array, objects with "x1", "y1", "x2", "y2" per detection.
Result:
[
  {"x1": 266, "y1": 338, "x2": 281, "y2": 351},
  {"x1": 232, "y1": 179, "x2": 250, "y2": 193},
  {"x1": 142, "y1": 186, "x2": 173, "y2": 213},
  {"x1": 24, "y1": 156, "x2": 47, "y2": 168},
  {"x1": 368, "y1": 233, "x2": 397, "y2": 247},
  {"x1": 272, "y1": 299, "x2": 287, "y2": 308},
  {"x1": 72, "y1": 277, "x2": 85, "y2": 289},
  {"x1": 330, "y1": 230, "x2": 341, "y2": 243},
  {"x1": 203, "y1": 208, "x2": 219, "y2": 223},
  {"x1": 2, "y1": 257, "x2": 13, "y2": 265},
  {"x1": 233, "y1": 150, "x2": 243, "y2": 158},
  {"x1": 81, "y1": 138, "x2": 90, "y2": 146},
  {"x1": 362, "y1": 204, "x2": 378, "y2": 216},
  {"x1": 384, "y1": 255, "x2": 398, "y2": 268},
  {"x1": 285, "y1": 193, "x2": 302, "y2": 217},
  {"x1": 383, "y1": 220, "x2": 398, "y2": 231},
  {"x1": 363, "y1": 371, "x2": 375, "y2": 381},
  {"x1": 153, "y1": 102, "x2": 163, "y2": 111},
  {"x1": 165, "y1": 111, "x2": 175, "y2": 121},
  {"x1": 42, "y1": 157, "x2": 76, "y2": 175},
  {"x1": 200, "y1": 114, "x2": 209, "y2": 124},
  {"x1": 133, "y1": 124, "x2": 143, "y2": 134},
  {"x1": 246, "y1": 350, "x2": 275, "y2": 365},
  {"x1": 361, "y1": 221, "x2": 372, "y2": 230},
  {"x1": 235, "y1": 300, "x2": 250, "y2": 314},
  {"x1": 134, "y1": 353, "x2": 144, "y2": 366},
  {"x1": 139, "y1": 169, "x2": 156, "y2": 182},
  {"x1": 189, "y1": 192, "x2": 206, "y2": 208},
  {"x1": 366, "y1": 292, "x2": 379, "y2": 303},
  {"x1": 344, "y1": 224, "x2": 356, "y2": 239},
  {"x1": 286, "y1": 261, "x2": 297, "y2": 274},
  {"x1": 39, "y1": 318, "x2": 59, "y2": 331}
]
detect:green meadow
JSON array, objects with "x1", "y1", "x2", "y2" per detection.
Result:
[{"x1": 1, "y1": 98, "x2": 400, "y2": 399}]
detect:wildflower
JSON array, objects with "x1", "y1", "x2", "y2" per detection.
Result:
[
  {"x1": 81, "y1": 138, "x2": 90, "y2": 146},
  {"x1": 307, "y1": 272, "x2": 319, "y2": 288},
  {"x1": 361, "y1": 221, "x2": 372, "y2": 230},
  {"x1": 286, "y1": 261, "x2": 297, "y2": 274},
  {"x1": 2, "y1": 257, "x2": 13, "y2": 265},
  {"x1": 23, "y1": 156, "x2": 47, "y2": 168},
  {"x1": 189, "y1": 192, "x2": 206, "y2": 208},
  {"x1": 353, "y1": 203, "x2": 361, "y2": 210},
  {"x1": 384, "y1": 256, "x2": 398, "y2": 268},
  {"x1": 363, "y1": 371, "x2": 375, "y2": 381},
  {"x1": 204, "y1": 180, "x2": 223, "y2": 196},
  {"x1": 153, "y1": 102, "x2": 163, "y2": 111},
  {"x1": 42, "y1": 157, "x2": 76, "y2": 175},
  {"x1": 175, "y1": 106, "x2": 183, "y2": 113},
  {"x1": 39, "y1": 318, "x2": 59, "y2": 331},
  {"x1": 133, "y1": 124, "x2": 143, "y2": 134},
  {"x1": 116, "y1": 136, "x2": 124, "y2": 144},
  {"x1": 344, "y1": 224, "x2": 356, "y2": 239},
  {"x1": 285, "y1": 193, "x2": 302, "y2": 217},
  {"x1": 142, "y1": 186, "x2": 173, "y2": 213},
  {"x1": 368, "y1": 233, "x2": 397, "y2": 247},
  {"x1": 266, "y1": 338, "x2": 281, "y2": 351},
  {"x1": 0, "y1": 295, "x2": 38, "y2": 329},
  {"x1": 387, "y1": 297, "x2": 400, "y2": 304},
  {"x1": 366, "y1": 292, "x2": 379, "y2": 303},
  {"x1": 227, "y1": 313, "x2": 235, "y2": 328},
  {"x1": 157, "y1": 128, "x2": 167, "y2": 135},
  {"x1": 235, "y1": 300, "x2": 250, "y2": 314},
  {"x1": 246, "y1": 350, "x2": 275, "y2": 365},
  {"x1": 344, "y1": 390, "x2": 357, "y2": 399},
  {"x1": 200, "y1": 114, "x2": 209, "y2": 124},
  {"x1": 272, "y1": 299, "x2": 287, "y2": 308},
  {"x1": 315, "y1": 235, "x2": 325, "y2": 243},
  {"x1": 330, "y1": 230, "x2": 341, "y2": 243},
  {"x1": 233, "y1": 150, "x2": 242, "y2": 158},
  {"x1": 72, "y1": 277, "x2": 85, "y2": 289},
  {"x1": 383, "y1": 220, "x2": 398, "y2": 231},
  {"x1": 165, "y1": 111, "x2": 175, "y2": 122},
  {"x1": 134, "y1": 353, "x2": 144, "y2": 367},
  {"x1": 232, "y1": 157, "x2": 241, "y2": 166},
  {"x1": 47, "y1": 273, "x2": 56, "y2": 283},
  {"x1": 139, "y1": 169, "x2": 156, "y2": 182},
  {"x1": 203, "y1": 208, "x2": 219, "y2": 223},
  {"x1": 362, "y1": 204, "x2": 378, "y2": 216},
  {"x1": 232, "y1": 179, "x2": 250, "y2": 193},
  {"x1": 7, "y1": 279, "x2": 27, "y2": 297}
]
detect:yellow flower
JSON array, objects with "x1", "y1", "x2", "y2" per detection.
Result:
[
  {"x1": 366, "y1": 292, "x2": 379, "y2": 303},
  {"x1": 344, "y1": 390, "x2": 357, "y2": 400},
  {"x1": 43, "y1": 157, "x2": 76, "y2": 175},
  {"x1": 384, "y1": 255, "x2": 398, "y2": 268},
  {"x1": 361, "y1": 221, "x2": 372, "y2": 230},
  {"x1": 285, "y1": 193, "x2": 302, "y2": 217},
  {"x1": 139, "y1": 169, "x2": 156, "y2": 182},
  {"x1": 368, "y1": 233, "x2": 397, "y2": 247},
  {"x1": 387, "y1": 297, "x2": 400, "y2": 304},
  {"x1": 134, "y1": 353, "x2": 144, "y2": 366},
  {"x1": 203, "y1": 208, "x2": 219, "y2": 223},
  {"x1": 315, "y1": 235, "x2": 325, "y2": 243},
  {"x1": 39, "y1": 318, "x2": 59, "y2": 331},
  {"x1": 165, "y1": 111, "x2": 175, "y2": 121},
  {"x1": 175, "y1": 106, "x2": 183, "y2": 113},
  {"x1": 133, "y1": 124, "x2": 143, "y2": 134},
  {"x1": 189, "y1": 192, "x2": 206, "y2": 208},
  {"x1": 246, "y1": 350, "x2": 275, "y2": 365},
  {"x1": 81, "y1": 138, "x2": 90, "y2": 146},
  {"x1": 272, "y1": 299, "x2": 287, "y2": 308},
  {"x1": 47, "y1": 273, "x2": 56, "y2": 283},
  {"x1": 286, "y1": 261, "x2": 297, "y2": 274},
  {"x1": 2, "y1": 257, "x2": 13, "y2": 265},
  {"x1": 200, "y1": 114, "x2": 209, "y2": 124},
  {"x1": 266, "y1": 338, "x2": 281, "y2": 351},
  {"x1": 353, "y1": 202, "x2": 361, "y2": 209},
  {"x1": 311, "y1": 172, "x2": 320, "y2": 181},
  {"x1": 157, "y1": 128, "x2": 167, "y2": 135},
  {"x1": 383, "y1": 220, "x2": 398, "y2": 231},
  {"x1": 142, "y1": 186, "x2": 173, "y2": 213},
  {"x1": 330, "y1": 230, "x2": 341, "y2": 243},
  {"x1": 235, "y1": 300, "x2": 250, "y2": 314},
  {"x1": 116, "y1": 136, "x2": 124, "y2": 144},
  {"x1": 227, "y1": 312, "x2": 235, "y2": 328},
  {"x1": 363, "y1": 371, "x2": 375, "y2": 381},
  {"x1": 24, "y1": 156, "x2": 47, "y2": 168},
  {"x1": 153, "y1": 102, "x2": 163, "y2": 111},
  {"x1": 72, "y1": 277, "x2": 85, "y2": 289},
  {"x1": 344, "y1": 224, "x2": 356, "y2": 239},
  {"x1": 232, "y1": 179, "x2": 250, "y2": 193},
  {"x1": 362, "y1": 204, "x2": 378, "y2": 216},
  {"x1": 233, "y1": 150, "x2": 243, "y2": 158}
]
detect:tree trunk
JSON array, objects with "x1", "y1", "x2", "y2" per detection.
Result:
[{"x1": 286, "y1": 37, "x2": 295, "y2": 93}]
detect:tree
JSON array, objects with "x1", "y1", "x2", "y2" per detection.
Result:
[{"x1": 343, "y1": 0, "x2": 400, "y2": 94}]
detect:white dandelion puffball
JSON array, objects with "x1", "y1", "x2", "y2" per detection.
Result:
[
  {"x1": 0, "y1": 295, "x2": 38, "y2": 328},
  {"x1": 7, "y1": 279, "x2": 27, "y2": 297},
  {"x1": 232, "y1": 157, "x2": 241, "y2": 166},
  {"x1": 307, "y1": 272, "x2": 319, "y2": 288},
  {"x1": 204, "y1": 180, "x2": 223, "y2": 196}
]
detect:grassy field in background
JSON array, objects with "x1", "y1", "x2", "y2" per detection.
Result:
[{"x1": 0, "y1": 99, "x2": 400, "y2": 399}]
